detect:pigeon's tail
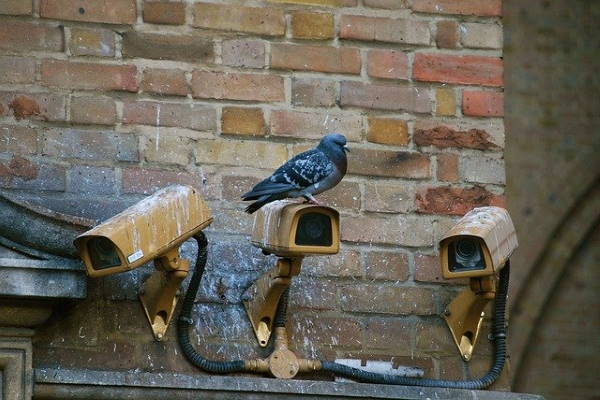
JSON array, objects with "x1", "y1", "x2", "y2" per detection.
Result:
[{"x1": 245, "y1": 195, "x2": 271, "y2": 214}]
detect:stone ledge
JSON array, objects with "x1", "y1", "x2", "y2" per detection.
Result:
[{"x1": 34, "y1": 368, "x2": 545, "y2": 400}]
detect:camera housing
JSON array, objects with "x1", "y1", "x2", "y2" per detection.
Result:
[
  {"x1": 440, "y1": 206, "x2": 518, "y2": 280},
  {"x1": 251, "y1": 200, "x2": 340, "y2": 257},
  {"x1": 74, "y1": 185, "x2": 212, "y2": 278}
]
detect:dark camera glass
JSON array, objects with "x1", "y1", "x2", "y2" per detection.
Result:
[
  {"x1": 295, "y1": 212, "x2": 332, "y2": 246},
  {"x1": 449, "y1": 238, "x2": 485, "y2": 272},
  {"x1": 88, "y1": 237, "x2": 121, "y2": 270}
]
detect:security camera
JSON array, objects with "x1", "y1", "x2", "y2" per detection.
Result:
[
  {"x1": 74, "y1": 184, "x2": 213, "y2": 340},
  {"x1": 251, "y1": 200, "x2": 340, "y2": 257},
  {"x1": 438, "y1": 206, "x2": 518, "y2": 361}
]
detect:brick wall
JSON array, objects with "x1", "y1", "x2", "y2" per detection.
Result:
[{"x1": 0, "y1": 0, "x2": 505, "y2": 384}]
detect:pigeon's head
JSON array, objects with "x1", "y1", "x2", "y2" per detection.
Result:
[{"x1": 320, "y1": 133, "x2": 349, "y2": 154}]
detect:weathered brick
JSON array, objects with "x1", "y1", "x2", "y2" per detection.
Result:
[
  {"x1": 142, "y1": 68, "x2": 188, "y2": 96},
  {"x1": 318, "y1": 181, "x2": 361, "y2": 210},
  {"x1": 342, "y1": 214, "x2": 432, "y2": 247},
  {"x1": 367, "y1": 50, "x2": 409, "y2": 80},
  {"x1": 439, "y1": 357, "x2": 466, "y2": 380},
  {"x1": 292, "y1": 12, "x2": 334, "y2": 40},
  {"x1": 0, "y1": 57, "x2": 35, "y2": 84},
  {"x1": 70, "y1": 97, "x2": 117, "y2": 125},
  {"x1": 67, "y1": 166, "x2": 116, "y2": 194},
  {"x1": 221, "y1": 174, "x2": 260, "y2": 201},
  {"x1": 292, "y1": 79, "x2": 336, "y2": 108},
  {"x1": 413, "y1": 54, "x2": 503, "y2": 87},
  {"x1": 267, "y1": 0, "x2": 357, "y2": 5},
  {"x1": 0, "y1": 1, "x2": 33, "y2": 15},
  {"x1": 221, "y1": 40, "x2": 265, "y2": 69},
  {"x1": 341, "y1": 285, "x2": 435, "y2": 315},
  {"x1": 271, "y1": 44, "x2": 360, "y2": 74},
  {"x1": 303, "y1": 249, "x2": 361, "y2": 278},
  {"x1": 412, "y1": 0, "x2": 502, "y2": 16},
  {"x1": 122, "y1": 101, "x2": 215, "y2": 131},
  {"x1": 195, "y1": 139, "x2": 287, "y2": 169},
  {"x1": 41, "y1": 60, "x2": 138, "y2": 92},
  {"x1": 363, "y1": 183, "x2": 415, "y2": 214},
  {"x1": 43, "y1": 129, "x2": 138, "y2": 162},
  {"x1": 40, "y1": 0, "x2": 137, "y2": 24},
  {"x1": 436, "y1": 20, "x2": 458, "y2": 49},
  {"x1": 0, "y1": 92, "x2": 66, "y2": 122},
  {"x1": 340, "y1": 15, "x2": 430, "y2": 45},
  {"x1": 290, "y1": 314, "x2": 362, "y2": 350},
  {"x1": 436, "y1": 153, "x2": 459, "y2": 182},
  {"x1": 415, "y1": 320, "x2": 456, "y2": 355},
  {"x1": 364, "y1": 0, "x2": 409, "y2": 9},
  {"x1": 144, "y1": 134, "x2": 192, "y2": 166},
  {"x1": 221, "y1": 107, "x2": 265, "y2": 136},
  {"x1": 364, "y1": 317, "x2": 412, "y2": 351},
  {"x1": 415, "y1": 254, "x2": 467, "y2": 284},
  {"x1": 191, "y1": 71, "x2": 284, "y2": 102},
  {"x1": 462, "y1": 91, "x2": 504, "y2": 117},
  {"x1": 414, "y1": 124, "x2": 500, "y2": 150},
  {"x1": 366, "y1": 251, "x2": 409, "y2": 281},
  {"x1": 461, "y1": 22, "x2": 503, "y2": 49},
  {"x1": 435, "y1": 88, "x2": 456, "y2": 116},
  {"x1": 0, "y1": 156, "x2": 65, "y2": 191},
  {"x1": 122, "y1": 167, "x2": 212, "y2": 196},
  {"x1": 270, "y1": 110, "x2": 362, "y2": 142},
  {"x1": 416, "y1": 185, "x2": 505, "y2": 215},
  {"x1": 290, "y1": 277, "x2": 337, "y2": 310},
  {"x1": 341, "y1": 81, "x2": 431, "y2": 113},
  {"x1": 193, "y1": 3, "x2": 285, "y2": 36},
  {"x1": 122, "y1": 32, "x2": 213, "y2": 63},
  {"x1": 0, "y1": 125, "x2": 38, "y2": 154},
  {"x1": 367, "y1": 117, "x2": 408, "y2": 146},
  {"x1": 348, "y1": 148, "x2": 430, "y2": 178},
  {"x1": 0, "y1": 21, "x2": 63, "y2": 52},
  {"x1": 69, "y1": 27, "x2": 114, "y2": 57},
  {"x1": 461, "y1": 156, "x2": 505, "y2": 185},
  {"x1": 143, "y1": 1, "x2": 185, "y2": 25}
]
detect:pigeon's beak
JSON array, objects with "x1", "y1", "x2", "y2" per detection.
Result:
[{"x1": 343, "y1": 145, "x2": 350, "y2": 153}]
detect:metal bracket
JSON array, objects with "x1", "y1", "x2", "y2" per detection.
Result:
[{"x1": 243, "y1": 258, "x2": 302, "y2": 347}]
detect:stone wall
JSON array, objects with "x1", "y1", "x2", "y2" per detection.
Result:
[{"x1": 0, "y1": 0, "x2": 506, "y2": 385}]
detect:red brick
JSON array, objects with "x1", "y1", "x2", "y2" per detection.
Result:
[
  {"x1": 41, "y1": 60, "x2": 138, "y2": 92},
  {"x1": 363, "y1": 317, "x2": 412, "y2": 351},
  {"x1": 290, "y1": 314, "x2": 362, "y2": 350},
  {"x1": 221, "y1": 40, "x2": 265, "y2": 69},
  {"x1": 415, "y1": 320, "x2": 456, "y2": 355},
  {"x1": 0, "y1": 125, "x2": 38, "y2": 154},
  {"x1": 69, "y1": 27, "x2": 115, "y2": 57},
  {"x1": 271, "y1": 44, "x2": 360, "y2": 74},
  {"x1": 348, "y1": 148, "x2": 430, "y2": 178},
  {"x1": 122, "y1": 101, "x2": 215, "y2": 131},
  {"x1": 291, "y1": 12, "x2": 334, "y2": 40},
  {"x1": 364, "y1": 0, "x2": 409, "y2": 8},
  {"x1": 303, "y1": 249, "x2": 361, "y2": 278},
  {"x1": 342, "y1": 215, "x2": 432, "y2": 247},
  {"x1": 40, "y1": 0, "x2": 137, "y2": 24},
  {"x1": 0, "y1": 21, "x2": 63, "y2": 52},
  {"x1": 270, "y1": 110, "x2": 362, "y2": 142},
  {"x1": 193, "y1": 3, "x2": 285, "y2": 36},
  {"x1": 42, "y1": 129, "x2": 138, "y2": 162},
  {"x1": 122, "y1": 32, "x2": 213, "y2": 63},
  {"x1": 414, "y1": 124, "x2": 500, "y2": 150},
  {"x1": 462, "y1": 91, "x2": 504, "y2": 117},
  {"x1": 143, "y1": 1, "x2": 185, "y2": 25},
  {"x1": 415, "y1": 254, "x2": 467, "y2": 284},
  {"x1": 290, "y1": 277, "x2": 337, "y2": 310},
  {"x1": 413, "y1": 53, "x2": 503, "y2": 87},
  {"x1": 367, "y1": 50, "x2": 409, "y2": 80},
  {"x1": 122, "y1": 167, "x2": 214, "y2": 197},
  {"x1": 340, "y1": 15, "x2": 430, "y2": 45},
  {"x1": 0, "y1": 92, "x2": 66, "y2": 122},
  {"x1": 416, "y1": 185, "x2": 505, "y2": 215},
  {"x1": 292, "y1": 79, "x2": 336, "y2": 108},
  {"x1": 341, "y1": 81, "x2": 431, "y2": 113},
  {"x1": 221, "y1": 107, "x2": 265, "y2": 136},
  {"x1": 68, "y1": 166, "x2": 116, "y2": 195},
  {"x1": 0, "y1": 57, "x2": 35, "y2": 84},
  {"x1": 70, "y1": 97, "x2": 117, "y2": 125},
  {"x1": 142, "y1": 68, "x2": 188, "y2": 96},
  {"x1": 363, "y1": 183, "x2": 415, "y2": 214},
  {"x1": 436, "y1": 153, "x2": 459, "y2": 182},
  {"x1": 191, "y1": 71, "x2": 284, "y2": 102},
  {"x1": 366, "y1": 251, "x2": 409, "y2": 281},
  {"x1": 367, "y1": 117, "x2": 408, "y2": 146},
  {"x1": 413, "y1": 0, "x2": 502, "y2": 16},
  {"x1": 341, "y1": 284, "x2": 436, "y2": 315},
  {"x1": 0, "y1": 1, "x2": 33, "y2": 15},
  {"x1": 0, "y1": 155, "x2": 65, "y2": 191},
  {"x1": 436, "y1": 20, "x2": 458, "y2": 49}
]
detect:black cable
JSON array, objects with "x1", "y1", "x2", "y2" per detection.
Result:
[
  {"x1": 273, "y1": 287, "x2": 290, "y2": 328},
  {"x1": 321, "y1": 262, "x2": 511, "y2": 389},
  {"x1": 176, "y1": 232, "x2": 245, "y2": 373}
]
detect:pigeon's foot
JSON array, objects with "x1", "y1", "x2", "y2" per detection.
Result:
[{"x1": 304, "y1": 194, "x2": 321, "y2": 205}]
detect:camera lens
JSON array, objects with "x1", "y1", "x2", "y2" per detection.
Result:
[
  {"x1": 88, "y1": 237, "x2": 121, "y2": 270},
  {"x1": 295, "y1": 212, "x2": 332, "y2": 246},
  {"x1": 450, "y1": 238, "x2": 484, "y2": 271}
]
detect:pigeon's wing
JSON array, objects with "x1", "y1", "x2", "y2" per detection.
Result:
[{"x1": 241, "y1": 149, "x2": 333, "y2": 200}]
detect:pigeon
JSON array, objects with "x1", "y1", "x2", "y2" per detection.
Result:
[{"x1": 241, "y1": 133, "x2": 349, "y2": 214}]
